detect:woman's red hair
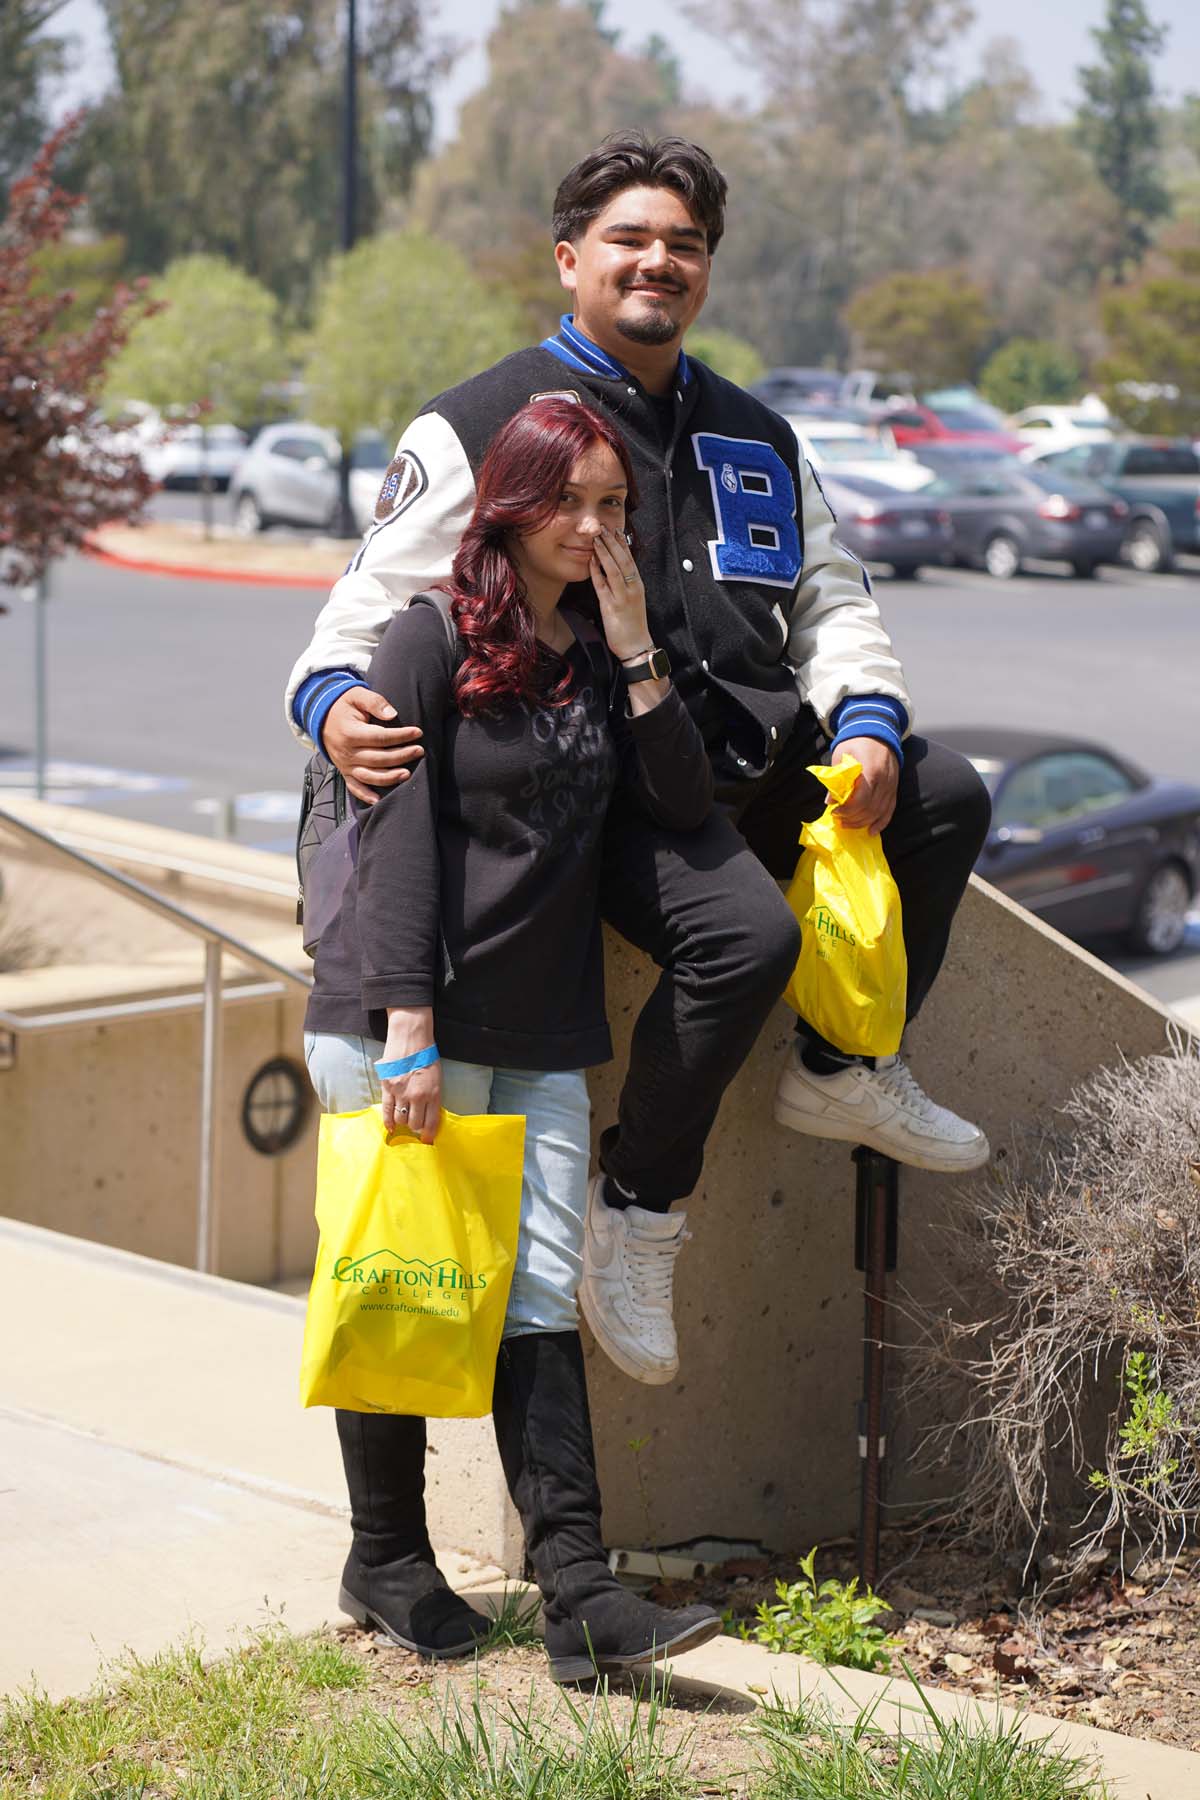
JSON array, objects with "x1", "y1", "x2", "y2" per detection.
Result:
[{"x1": 438, "y1": 396, "x2": 638, "y2": 717}]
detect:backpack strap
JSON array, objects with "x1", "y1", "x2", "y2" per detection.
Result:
[{"x1": 409, "y1": 589, "x2": 460, "y2": 664}]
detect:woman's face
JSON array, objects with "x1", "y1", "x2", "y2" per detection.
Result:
[{"x1": 512, "y1": 441, "x2": 628, "y2": 599}]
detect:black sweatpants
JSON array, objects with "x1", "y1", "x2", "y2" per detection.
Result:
[{"x1": 597, "y1": 706, "x2": 992, "y2": 1207}]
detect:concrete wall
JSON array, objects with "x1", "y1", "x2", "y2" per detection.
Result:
[{"x1": 584, "y1": 877, "x2": 1176, "y2": 1554}]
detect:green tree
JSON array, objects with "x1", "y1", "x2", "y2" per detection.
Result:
[
  {"x1": 411, "y1": 2, "x2": 680, "y2": 289},
  {"x1": 1095, "y1": 236, "x2": 1200, "y2": 434},
  {"x1": 105, "y1": 255, "x2": 289, "y2": 533},
  {"x1": 843, "y1": 269, "x2": 994, "y2": 386},
  {"x1": 68, "y1": 0, "x2": 447, "y2": 314},
  {"x1": 978, "y1": 339, "x2": 1084, "y2": 414},
  {"x1": 302, "y1": 233, "x2": 524, "y2": 449},
  {"x1": 1076, "y1": 0, "x2": 1171, "y2": 276},
  {"x1": 1, "y1": 1, "x2": 69, "y2": 213},
  {"x1": 30, "y1": 235, "x2": 128, "y2": 339},
  {"x1": 684, "y1": 326, "x2": 766, "y2": 387}
]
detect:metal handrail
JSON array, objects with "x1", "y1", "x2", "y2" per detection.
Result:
[{"x1": 0, "y1": 804, "x2": 312, "y2": 1274}]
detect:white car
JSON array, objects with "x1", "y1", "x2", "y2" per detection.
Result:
[
  {"x1": 1008, "y1": 405, "x2": 1115, "y2": 460},
  {"x1": 140, "y1": 420, "x2": 249, "y2": 489},
  {"x1": 227, "y1": 422, "x2": 390, "y2": 536},
  {"x1": 787, "y1": 418, "x2": 935, "y2": 491}
]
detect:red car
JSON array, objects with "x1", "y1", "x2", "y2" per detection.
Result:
[{"x1": 880, "y1": 393, "x2": 1026, "y2": 457}]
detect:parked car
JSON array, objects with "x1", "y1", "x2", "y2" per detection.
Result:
[
  {"x1": 140, "y1": 420, "x2": 248, "y2": 490},
  {"x1": 820, "y1": 472, "x2": 955, "y2": 577},
  {"x1": 787, "y1": 417, "x2": 932, "y2": 490},
  {"x1": 1009, "y1": 404, "x2": 1116, "y2": 458},
  {"x1": 879, "y1": 396, "x2": 1027, "y2": 456},
  {"x1": 1029, "y1": 438, "x2": 1200, "y2": 573},
  {"x1": 920, "y1": 460, "x2": 1129, "y2": 578},
  {"x1": 936, "y1": 727, "x2": 1200, "y2": 955},
  {"x1": 749, "y1": 367, "x2": 844, "y2": 411},
  {"x1": 228, "y1": 423, "x2": 391, "y2": 535}
]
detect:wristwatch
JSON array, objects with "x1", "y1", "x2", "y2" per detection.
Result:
[{"x1": 619, "y1": 646, "x2": 671, "y2": 683}]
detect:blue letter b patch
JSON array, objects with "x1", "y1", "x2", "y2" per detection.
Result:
[{"x1": 692, "y1": 433, "x2": 802, "y2": 588}]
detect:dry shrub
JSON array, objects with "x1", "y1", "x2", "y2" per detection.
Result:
[{"x1": 904, "y1": 1031, "x2": 1200, "y2": 1590}]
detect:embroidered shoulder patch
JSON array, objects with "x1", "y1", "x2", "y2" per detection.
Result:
[{"x1": 374, "y1": 450, "x2": 428, "y2": 524}]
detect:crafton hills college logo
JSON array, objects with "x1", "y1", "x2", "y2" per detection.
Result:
[
  {"x1": 373, "y1": 449, "x2": 428, "y2": 524},
  {"x1": 332, "y1": 1248, "x2": 487, "y2": 1292}
]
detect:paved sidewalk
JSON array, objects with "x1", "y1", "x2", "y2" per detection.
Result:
[{"x1": 0, "y1": 1219, "x2": 507, "y2": 1700}]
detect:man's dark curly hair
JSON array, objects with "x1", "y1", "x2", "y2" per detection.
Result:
[{"x1": 552, "y1": 132, "x2": 727, "y2": 254}]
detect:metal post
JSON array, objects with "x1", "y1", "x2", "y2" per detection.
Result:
[
  {"x1": 853, "y1": 1147, "x2": 899, "y2": 1587},
  {"x1": 196, "y1": 941, "x2": 223, "y2": 1272},
  {"x1": 336, "y1": 0, "x2": 359, "y2": 537},
  {"x1": 341, "y1": 0, "x2": 358, "y2": 254},
  {"x1": 33, "y1": 569, "x2": 48, "y2": 801}
]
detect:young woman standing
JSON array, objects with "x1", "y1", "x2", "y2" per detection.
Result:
[{"x1": 303, "y1": 397, "x2": 718, "y2": 1683}]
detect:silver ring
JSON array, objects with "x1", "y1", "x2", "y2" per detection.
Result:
[
  {"x1": 399, "y1": 1105, "x2": 409, "y2": 1116},
  {"x1": 624, "y1": 573, "x2": 636, "y2": 585}
]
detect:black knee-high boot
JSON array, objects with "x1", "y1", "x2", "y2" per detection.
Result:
[
  {"x1": 335, "y1": 1409, "x2": 491, "y2": 1657},
  {"x1": 491, "y1": 1331, "x2": 720, "y2": 1683}
]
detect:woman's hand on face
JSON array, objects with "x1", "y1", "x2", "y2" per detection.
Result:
[
  {"x1": 590, "y1": 527, "x2": 653, "y2": 662},
  {"x1": 381, "y1": 1060, "x2": 442, "y2": 1144}
]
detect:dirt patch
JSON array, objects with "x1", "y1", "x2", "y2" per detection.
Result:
[
  {"x1": 659, "y1": 1531, "x2": 1200, "y2": 1754},
  {"x1": 321, "y1": 1625, "x2": 762, "y2": 1791},
  {"x1": 89, "y1": 520, "x2": 353, "y2": 582}
]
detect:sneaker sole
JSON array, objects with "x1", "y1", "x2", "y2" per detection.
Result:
[
  {"x1": 772, "y1": 1095, "x2": 991, "y2": 1173},
  {"x1": 578, "y1": 1277, "x2": 678, "y2": 1385},
  {"x1": 548, "y1": 1614, "x2": 723, "y2": 1685},
  {"x1": 337, "y1": 1583, "x2": 487, "y2": 1660}
]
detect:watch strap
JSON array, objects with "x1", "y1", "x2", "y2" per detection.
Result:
[{"x1": 619, "y1": 646, "x2": 671, "y2": 684}]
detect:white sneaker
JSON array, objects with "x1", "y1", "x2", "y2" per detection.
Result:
[
  {"x1": 773, "y1": 1044, "x2": 990, "y2": 1173},
  {"x1": 579, "y1": 1177, "x2": 688, "y2": 1385}
]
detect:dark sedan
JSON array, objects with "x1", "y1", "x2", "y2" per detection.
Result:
[
  {"x1": 821, "y1": 472, "x2": 955, "y2": 577},
  {"x1": 936, "y1": 728, "x2": 1200, "y2": 955},
  {"x1": 919, "y1": 461, "x2": 1129, "y2": 577}
]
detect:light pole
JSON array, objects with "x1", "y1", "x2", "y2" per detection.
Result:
[{"x1": 336, "y1": 0, "x2": 359, "y2": 537}]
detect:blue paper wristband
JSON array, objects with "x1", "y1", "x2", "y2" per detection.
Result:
[{"x1": 374, "y1": 1045, "x2": 440, "y2": 1078}]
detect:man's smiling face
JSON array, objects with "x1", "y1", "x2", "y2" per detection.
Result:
[{"x1": 555, "y1": 183, "x2": 711, "y2": 354}]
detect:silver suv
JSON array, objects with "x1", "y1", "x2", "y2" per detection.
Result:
[{"x1": 228, "y1": 423, "x2": 390, "y2": 535}]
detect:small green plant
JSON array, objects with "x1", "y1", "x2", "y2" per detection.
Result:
[
  {"x1": 479, "y1": 1585, "x2": 544, "y2": 1652},
  {"x1": 741, "y1": 1547, "x2": 897, "y2": 1672},
  {"x1": 1089, "y1": 1348, "x2": 1179, "y2": 1493}
]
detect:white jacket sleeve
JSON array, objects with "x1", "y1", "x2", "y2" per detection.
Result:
[
  {"x1": 786, "y1": 460, "x2": 915, "y2": 735},
  {"x1": 283, "y1": 410, "x2": 476, "y2": 744}
]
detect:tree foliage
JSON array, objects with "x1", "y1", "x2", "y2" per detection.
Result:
[
  {"x1": 685, "y1": 327, "x2": 766, "y2": 388},
  {"x1": 843, "y1": 268, "x2": 994, "y2": 386},
  {"x1": 978, "y1": 340, "x2": 1083, "y2": 415},
  {"x1": 69, "y1": 0, "x2": 449, "y2": 314},
  {"x1": 0, "y1": 123, "x2": 156, "y2": 589},
  {"x1": 31, "y1": 235, "x2": 128, "y2": 339},
  {"x1": 0, "y1": 0, "x2": 69, "y2": 215},
  {"x1": 1094, "y1": 236, "x2": 1200, "y2": 435},
  {"x1": 301, "y1": 233, "x2": 525, "y2": 448},
  {"x1": 1076, "y1": 0, "x2": 1171, "y2": 277},
  {"x1": 105, "y1": 255, "x2": 289, "y2": 424},
  {"x1": 411, "y1": 0, "x2": 679, "y2": 316}
]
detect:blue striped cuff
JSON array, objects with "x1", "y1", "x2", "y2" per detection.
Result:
[
  {"x1": 294, "y1": 669, "x2": 362, "y2": 750},
  {"x1": 828, "y1": 694, "x2": 909, "y2": 763}
]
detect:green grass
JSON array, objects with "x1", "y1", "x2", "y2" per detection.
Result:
[
  {"x1": 477, "y1": 1586, "x2": 545, "y2": 1654},
  {"x1": 0, "y1": 1629, "x2": 1110, "y2": 1800}
]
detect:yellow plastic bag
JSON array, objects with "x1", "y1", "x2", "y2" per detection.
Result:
[
  {"x1": 783, "y1": 758, "x2": 907, "y2": 1057},
  {"x1": 299, "y1": 1105, "x2": 525, "y2": 1417}
]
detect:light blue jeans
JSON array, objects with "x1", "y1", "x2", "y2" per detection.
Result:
[{"x1": 302, "y1": 1031, "x2": 590, "y2": 1337}]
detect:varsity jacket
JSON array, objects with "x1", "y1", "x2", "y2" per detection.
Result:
[{"x1": 286, "y1": 318, "x2": 913, "y2": 775}]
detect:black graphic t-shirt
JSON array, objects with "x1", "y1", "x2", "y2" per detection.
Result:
[{"x1": 305, "y1": 598, "x2": 711, "y2": 1069}]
